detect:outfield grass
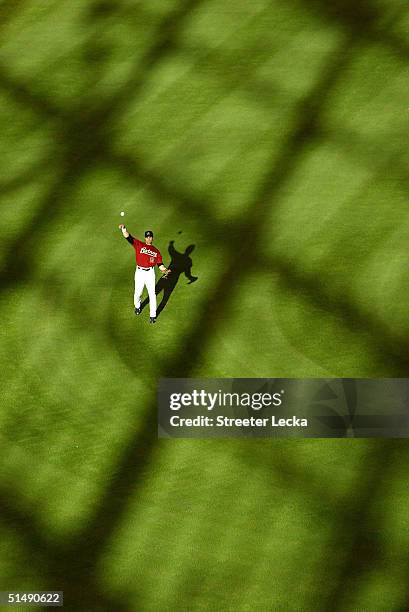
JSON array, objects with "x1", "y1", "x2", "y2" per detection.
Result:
[{"x1": 1, "y1": 0, "x2": 409, "y2": 610}]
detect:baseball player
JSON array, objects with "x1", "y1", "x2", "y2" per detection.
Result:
[{"x1": 119, "y1": 224, "x2": 170, "y2": 323}]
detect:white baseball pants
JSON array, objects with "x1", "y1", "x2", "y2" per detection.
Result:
[{"x1": 134, "y1": 267, "x2": 156, "y2": 317}]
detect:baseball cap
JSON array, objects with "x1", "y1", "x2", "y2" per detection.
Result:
[{"x1": 144, "y1": 230, "x2": 154, "y2": 237}]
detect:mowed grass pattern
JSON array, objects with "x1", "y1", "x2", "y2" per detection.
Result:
[{"x1": 0, "y1": 0, "x2": 408, "y2": 610}]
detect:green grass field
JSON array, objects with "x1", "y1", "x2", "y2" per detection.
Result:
[{"x1": 1, "y1": 0, "x2": 409, "y2": 610}]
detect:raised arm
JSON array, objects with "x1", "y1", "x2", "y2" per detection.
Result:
[{"x1": 119, "y1": 224, "x2": 134, "y2": 244}]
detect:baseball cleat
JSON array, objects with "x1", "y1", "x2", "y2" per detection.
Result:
[
  {"x1": 149, "y1": 317, "x2": 156, "y2": 324},
  {"x1": 134, "y1": 307, "x2": 141, "y2": 315}
]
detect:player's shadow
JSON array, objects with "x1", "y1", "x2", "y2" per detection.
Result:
[{"x1": 140, "y1": 240, "x2": 198, "y2": 317}]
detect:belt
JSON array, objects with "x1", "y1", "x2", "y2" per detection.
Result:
[{"x1": 137, "y1": 266, "x2": 152, "y2": 271}]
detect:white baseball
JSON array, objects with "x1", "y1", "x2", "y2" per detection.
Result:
[{"x1": 120, "y1": 211, "x2": 125, "y2": 216}]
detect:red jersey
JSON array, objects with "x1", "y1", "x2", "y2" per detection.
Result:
[{"x1": 132, "y1": 238, "x2": 163, "y2": 268}]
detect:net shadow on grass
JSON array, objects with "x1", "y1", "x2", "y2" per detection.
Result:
[
  {"x1": 328, "y1": 129, "x2": 409, "y2": 197},
  {"x1": 0, "y1": 30, "x2": 402, "y2": 612},
  {"x1": 0, "y1": 165, "x2": 82, "y2": 288},
  {"x1": 0, "y1": 0, "x2": 409, "y2": 610},
  {"x1": 262, "y1": 252, "x2": 409, "y2": 377},
  {"x1": 302, "y1": 0, "x2": 379, "y2": 31},
  {"x1": 0, "y1": 0, "x2": 29, "y2": 36},
  {"x1": 0, "y1": 484, "x2": 129, "y2": 612},
  {"x1": 172, "y1": 440, "x2": 404, "y2": 610},
  {"x1": 300, "y1": 0, "x2": 409, "y2": 61},
  {"x1": 43, "y1": 36, "x2": 359, "y2": 609},
  {"x1": 62, "y1": 27, "x2": 409, "y2": 606},
  {"x1": 0, "y1": 159, "x2": 50, "y2": 197},
  {"x1": 81, "y1": 0, "x2": 207, "y2": 118},
  {"x1": 86, "y1": 0, "x2": 122, "y2": 21},
  {"x1": 319, "y1": 440, "x2": 406, "y2": 612}
]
